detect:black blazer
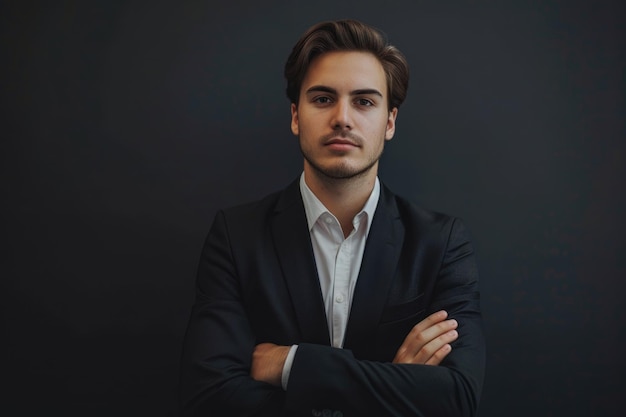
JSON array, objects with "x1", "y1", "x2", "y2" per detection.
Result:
[{"x1": 180, "y1": 179, "x2": 485, "y2": 417}]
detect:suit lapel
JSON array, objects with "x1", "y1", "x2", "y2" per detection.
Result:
[
  {"x1": 343, "y1": 186, "x2": 404, "y2": 354},
  {"x1": 271, "y1": 180, "x2": 330, "y2": 345}
]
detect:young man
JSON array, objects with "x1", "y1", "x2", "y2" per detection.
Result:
[{"x1": 180, "y1": 20, "x2": 485, "y2": 417}]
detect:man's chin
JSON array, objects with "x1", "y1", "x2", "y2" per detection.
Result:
[
  {"x1": 309, "y1": 162, "x2": 375, "y2": 181},
  {"x1": 302, "y1": 150, "x2": 381, "y2": 181}
]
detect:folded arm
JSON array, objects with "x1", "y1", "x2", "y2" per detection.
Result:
[
  {"x1": 180, "y1": 212, "x2": 485, "y2": 416},
  {"x1": 251, "y1": 309, "x2": 459, "y2": 385}
]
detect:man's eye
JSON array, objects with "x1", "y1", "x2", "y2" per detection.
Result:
[
  {"x1": 357, "y1": 98, "x2": 374, "y2": 106},
  {"x1": 314, "y1": 96, "x2": 332, "y2": 104}
]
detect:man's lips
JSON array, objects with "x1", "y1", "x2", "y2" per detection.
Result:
[{"x1": 325, "y1": 138, "x2": 359, "y2": 147}]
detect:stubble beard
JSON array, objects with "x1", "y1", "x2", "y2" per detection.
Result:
[{"x1": 300, "y1": 133, "x2": 385, "y2": 181}]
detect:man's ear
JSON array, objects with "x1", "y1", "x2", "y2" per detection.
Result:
[
  {"x1": 385, "y1": 107, "x2": 398, "y2": 140},
  {"x1": 290, "y1": 103, "x2": 299, "y2": 136}
]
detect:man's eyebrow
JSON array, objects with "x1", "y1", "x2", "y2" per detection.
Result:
[
  {"x1": 352, "y1": 88, "x2": 383, "y2": 97},
  {"x1": 305, "y1": 85, "x2": 383, "y2": 98},
  {"x1": 305, "y1": 85, "x2": 337, "y2": 95}
]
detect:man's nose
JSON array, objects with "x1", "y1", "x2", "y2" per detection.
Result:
[{"x1": 331, "y1": 99, "x2": 352, "y2": 130}]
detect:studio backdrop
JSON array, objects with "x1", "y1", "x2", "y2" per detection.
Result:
[{"x1": 3, "y1": 1, "x2": 625, "y2": 416}]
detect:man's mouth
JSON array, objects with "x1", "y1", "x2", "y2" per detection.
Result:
[{"x1": 325, "y1": 138, "x2": 359, "y2": 147}]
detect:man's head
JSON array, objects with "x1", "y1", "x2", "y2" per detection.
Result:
[
  {"x1": 284, "y1": 19, "x2": 409, "y2": 111},
  {"x1": 286, "y1": 20, "x2": 410, "y2": 182}
]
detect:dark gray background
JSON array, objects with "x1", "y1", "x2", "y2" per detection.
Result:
[{"x1": 2, "y1": 0, "x2": 624, "y2": 415}]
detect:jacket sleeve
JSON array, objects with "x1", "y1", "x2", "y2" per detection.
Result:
[
  {"x1": 179, "y1": 210, "x2": 286, "y2": 416},
  {"x1": 181, "y1": 210, "x2": 485, "y2": 417},
  {"x1": 283, "y1": 218, "x2": 486, "y2": 417}
]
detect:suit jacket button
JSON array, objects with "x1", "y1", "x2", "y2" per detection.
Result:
[{"x1": 311, "y1": 409, "x2": 321, "y2": 417}]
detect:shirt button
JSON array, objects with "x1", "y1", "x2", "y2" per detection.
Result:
[
  {"x1": 325, "y1": 217, "x2": 333, "y2": 224},
  {"x1": 336, "y1": 295, "x2": 344, "y2": 303}
]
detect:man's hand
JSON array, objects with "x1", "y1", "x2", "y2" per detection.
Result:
[
  {"x1": 251, "y1": 311, "x2": 456, "y2": 386},
  {"x1": 250, "y1": 343, "x2": 290, "y2": 387},
  {"x1": 393, "y1": 310, "x2": 458, "y2": 365}
]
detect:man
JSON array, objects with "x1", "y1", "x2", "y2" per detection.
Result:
[{"x1": 180, "y1": 19, "x2": 485, "y2": 417}]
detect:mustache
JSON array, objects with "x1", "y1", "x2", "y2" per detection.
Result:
[{"x1": 320, "y1": 130, "x2": 363, "y2": 146}]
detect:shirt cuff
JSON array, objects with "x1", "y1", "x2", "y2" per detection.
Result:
[{"x1": 281, "y1": 344, "x2": 298, "y2": 390}]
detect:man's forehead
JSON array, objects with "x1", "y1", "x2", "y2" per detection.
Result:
[{"x1": 301, "y1": 51, "x2": 387, "y2": 92}]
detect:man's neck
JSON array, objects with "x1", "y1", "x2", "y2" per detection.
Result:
[{"x1": 303, "y1": 165, "x2": 377, "y2": 238}]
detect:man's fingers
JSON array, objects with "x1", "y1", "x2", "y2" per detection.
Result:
[
  {"x1": 424, "y1": 343, "x2": 452, "y2": 366},
  {"x1": 394, "y1": 311, "x2": 449, "y2": 358},
  {"x1": 395, "y1": 328, "x2": 458, "y2": 364},
  {"x1": 401, "y1": 318, "x2": 458, "y2": 355},
  {"x1": 393, "y1": 312, "x2": 459, "y2": 364},
  {"x1": 411, "y1": 310, "x2": 448, "y2": 334},
  {"x1": 413, "y1": 329, "x2": 458, "y2": 365}
]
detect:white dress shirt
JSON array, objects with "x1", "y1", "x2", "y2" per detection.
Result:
[{"x1": 281, "y1": 172, "x2": 380, "y2": 389}]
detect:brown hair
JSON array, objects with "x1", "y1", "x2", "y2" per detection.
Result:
[{"x1": 284, "y1": 19, "x2": 409, "y2": 110}]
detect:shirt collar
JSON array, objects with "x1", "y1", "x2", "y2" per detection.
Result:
[{"x1": 299, "y1": 172, "x2": 380, "y2": 234}]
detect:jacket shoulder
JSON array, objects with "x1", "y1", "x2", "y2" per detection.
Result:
[
  {"x1": 216, "y1": 179, "x2": 301, "y2": 232},
  {"x1": 384, "y1": 186, "x2": 456, "y2": 231},
  {"x1": 385, "y1": 188, "x2": 474, "y2": 259}
]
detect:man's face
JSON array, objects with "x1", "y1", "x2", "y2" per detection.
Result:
[{"x1": 291, "y1": 51, "x2": 397, "y2": 181}]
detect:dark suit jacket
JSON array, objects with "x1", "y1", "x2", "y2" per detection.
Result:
[{"x1": 180, "y1": 179, "x2": 485, "y2": 417}]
